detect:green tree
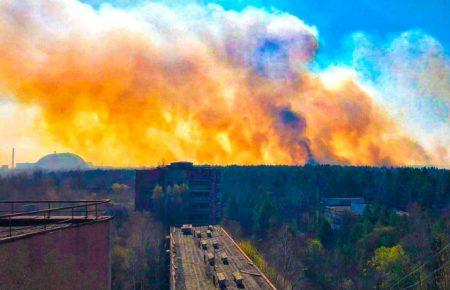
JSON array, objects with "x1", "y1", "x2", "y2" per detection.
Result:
[
  {"x1": 370, "y1": 244, "x2": 412, "y2": 289},
  {"x1": 318, "y1": 218, "x2": 333, "y2": 247},
  {"x1": 226, "y1": 196, "x2": 239, "y2": 221},
  {"x1": 253, "y1": 194, "x2": 276, "y2": 238}
]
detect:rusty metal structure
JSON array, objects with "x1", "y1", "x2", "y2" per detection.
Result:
[
  {"x1": 0, "y1": 200, "x2": 110, "y2": 238},
  {"x1": 0, "y1": 200, "x2": 112, "y2": 290}
]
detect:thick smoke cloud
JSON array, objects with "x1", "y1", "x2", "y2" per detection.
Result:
[
  {"x1": 0, "y1": 0, "x2": 444, "y2": 167},
  {"x1": 350, "y1": 31, "x2": 449, "y2": 167}
]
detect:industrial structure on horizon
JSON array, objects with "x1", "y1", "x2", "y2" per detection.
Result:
[
  {"x1": 135, "y1": 162, "x2": 221, "y2": 225},
  {"x1": 15, "y1": 152, "x2": 92, "y2": 171},
  {"x1": 1, "y1": 149, "x2": 92, "y2": 173}
]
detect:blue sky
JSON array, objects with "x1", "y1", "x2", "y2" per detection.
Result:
[{"x1": 82, "y1": 0, "x2": 450, "y2": 58}]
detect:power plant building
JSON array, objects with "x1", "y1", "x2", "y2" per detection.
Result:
[
  {"x1": 14, "y1": 152, "x2": 92, "y2": 172},
  {"x1": 135, "y1": 162, "x2": 221, "y2": 225}
]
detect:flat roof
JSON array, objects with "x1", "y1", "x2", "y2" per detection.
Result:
[
  {"x1": 170, "y1": 225, "x2": 276, "y2": 290},
  {"x1": 0, "y1": 200, "x2": 111, "y2": 243},
  {"x1": 0, "y1": 216, "x2": 111, "y2": 243}
]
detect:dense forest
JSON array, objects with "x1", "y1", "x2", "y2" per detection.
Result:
[
  {"x1": 0, "y1": 165, "x2": 448, "y2": 289},
  {"x1": 220, "y1": 165, "x2": 449, "y2": 289},
  {"x1": 221, "y1": 165, "x2": 449, "y2": 222}
]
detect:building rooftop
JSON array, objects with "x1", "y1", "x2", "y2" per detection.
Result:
[
  {"x1": 0, "y1": 200, "x2": 111, "y2": 242},
  {"x1": 323, "y1": 197, "x2": 365, "y2": 206},
  {"x1": 170, "y1": 225, "x2": 276, "y2": 290}
]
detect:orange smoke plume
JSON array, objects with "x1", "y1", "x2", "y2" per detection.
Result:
[{"x1": 0, "y1": 1, "x2": 437, "y2": 166}]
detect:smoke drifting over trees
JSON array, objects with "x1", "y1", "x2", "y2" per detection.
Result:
[{"x1": 0, "y1": 0, "x2": 447, "y2": 167}]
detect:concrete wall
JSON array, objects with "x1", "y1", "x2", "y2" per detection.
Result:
[
  {"x1": 135, "y1": 168, "x2": 165, "y2": 211},
  {"x1": 0, "y1": 220, "x2": 111, "y2": 290},
  {"x1": 135, "y1": 164, "x2": 221, "y2": 225}
]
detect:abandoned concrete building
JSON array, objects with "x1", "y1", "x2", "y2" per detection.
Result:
[
  {"x1": 323, "y1": 197, "x2": 367, "y2": 229},
  {"x1": 135, "y1": 162, "x2": 221, "y2": 225}
]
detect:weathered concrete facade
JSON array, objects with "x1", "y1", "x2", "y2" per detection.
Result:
[
  {"x1": 135, "y1": 162, "x2": 221, "y2": 225},
  {"x1": 0, "y1": 219, "x2": 111, "y2": 290}
]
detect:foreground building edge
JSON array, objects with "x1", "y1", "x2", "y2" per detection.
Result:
[
  {"x1": 0, "y1": 200, "x2": 112, "y2": 290},
  {"x1": 220, "y1": 227, "x2": 277, "y2": 290}
]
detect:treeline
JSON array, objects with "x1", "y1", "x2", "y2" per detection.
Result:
[
  {"x1": 0, "y1": 169, "x2": 135, "y2": 200},
  {"x1": 221, "y1": 165, "x2": 449, "y2": 233},
  {"x1": 3, "y1": 165, "x2": 447, "y2": 212},
  {"x1": 219, "y1": 165, "x2": 449, "y2": 289}
]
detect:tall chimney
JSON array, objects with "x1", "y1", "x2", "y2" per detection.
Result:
[{"x1": 11, "y1": 148, "x2": 14, "y2": 169}]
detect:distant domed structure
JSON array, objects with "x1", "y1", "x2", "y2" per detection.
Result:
[{"x1": 36, "y1": 153, "x2": 90, "y2": 171}]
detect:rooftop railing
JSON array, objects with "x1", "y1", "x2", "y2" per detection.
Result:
[{"x1": 0, "y1": 199, "x2": 111, "y2": 238}]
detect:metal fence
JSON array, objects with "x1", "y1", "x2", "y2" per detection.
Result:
[{"x1": 0, "y1": 199, "x2": 110, "y2": 238}]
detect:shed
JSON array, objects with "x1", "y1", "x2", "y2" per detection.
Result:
[
  {"x1": 216, "y1": 272, "x2": 226, "y2": 288},
  {"x1": 206, "y1": 252, "x2": 215, "y2": 265},
  {"x1": 181, "y1": 224, "x2": 193, "y2": 235},
  {"x1": 233, "y1": 271, "x2": 244, "y2": 286},
  {"x1": 200, "y1": 240, "x2": 207, "y2": 250},
  {"x1": 220, "y1": 252, "x2": 228, "y2": 264}
]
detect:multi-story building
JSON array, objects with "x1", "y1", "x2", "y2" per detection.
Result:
[{"x1": 135, "y1": 162, "x2": 221, "y2": 225}]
